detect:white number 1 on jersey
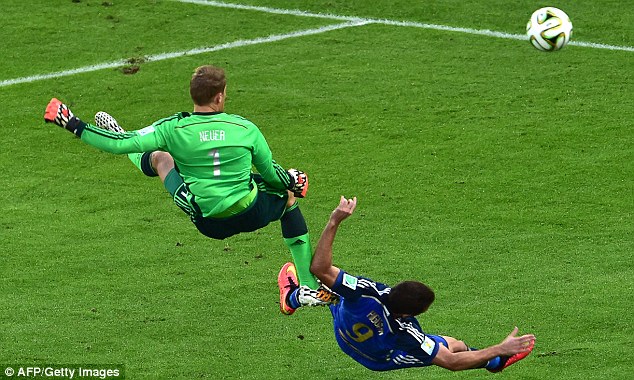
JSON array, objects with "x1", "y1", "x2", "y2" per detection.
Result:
[{"x1": 209, "y1": 149, "x2": 221, "y2": 177}]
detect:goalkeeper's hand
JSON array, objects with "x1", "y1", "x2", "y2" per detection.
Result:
[
  {"x1": 287, "y1": 168, "x2": 309, "y2": 198},
  {"x1": 44, "y1": 98, "x2": 83, "y2": 136}
]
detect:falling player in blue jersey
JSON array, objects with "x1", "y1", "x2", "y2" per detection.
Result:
[{"x1": 278, "y1": 196, "x2": 535, "y2": 372}]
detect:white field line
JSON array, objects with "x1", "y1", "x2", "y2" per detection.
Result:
[
  {"x1": 178, "y1": 0, "x2": 364, "y2": 22},
  {"x1": 177, "y1": 0, "x2": 524, "y2": 40},
  {"x1": 0, "y1": 61, "x2": 129, "y2": 88},
  {"x1": 0, "y1": 21, "x2": 367, "y2": 88},
  {"x1": 2, "y1": 1, "x2": 632, "y2": 88},
  {"x1": 177, "y1": 0, "x2": 634, "y2": 52}
]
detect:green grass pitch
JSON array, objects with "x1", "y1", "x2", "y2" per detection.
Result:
[{"x1": 0, "y1": 1, "x2": 632, "y2": 379}]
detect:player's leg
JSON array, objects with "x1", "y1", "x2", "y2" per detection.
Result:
[
  {"x1": 250, "y1": 173, "x2": 320, "y2": 289},
  {"x1": 93, "y1": 111, "x2": 164, "y2": 178},
  {"x1": 128, "y1": 152, "x2": 159, "y2": 177},
  {"x1": 160, "y1": 166, "x2": 205, "y2": 222},
  {"x1": 150, "y1": 151, "x2": 175, "y2": 181},
  {"x1": 437, "y1": 335, "x2": 499, "y2": 369},
  {"x1": 278, "y1": 262, "x2": 299, "y2": 315},
  {"x1": 487, "y1": 338, "x2": 534, "y2": 373},
  {"x1": 280, "y1": 193, "x2": 320, "y2": 290},
  {"x1": 440, "y1": 336, "x2": 468, "y2": 353},
  {"x1": 125, "y1": 150, "x2": 173, "y2": 179},
  {"x1": 277, "y1": 262, "x2": 339, "y2": 315}
]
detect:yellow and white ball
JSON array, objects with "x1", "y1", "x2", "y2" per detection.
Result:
[{"x1": 526, "y1": 7, "x2": 573, "y2": 52}]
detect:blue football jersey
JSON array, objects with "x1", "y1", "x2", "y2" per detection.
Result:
[{"x1": 329, "y1": 270, "x2": 443, "y2": 371}]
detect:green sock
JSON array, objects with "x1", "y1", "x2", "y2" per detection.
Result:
[
  {"x1": 128, "y1": 152, "x2": 158, "y2": 177},
  {"x1": 284, "y1": 233, "x2": 319, "y2": 289},
  {"x1": 128, "y1": 153, "x2": 143, "y2": 172}
]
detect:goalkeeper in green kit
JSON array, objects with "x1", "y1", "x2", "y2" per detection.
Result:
[{"x1": 44, "y1": 65, "x2": 333, "y2": 311}]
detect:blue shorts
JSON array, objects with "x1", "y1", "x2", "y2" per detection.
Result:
[{"x1": 428, "y1": 334, "x2": 449, "y2": 349}]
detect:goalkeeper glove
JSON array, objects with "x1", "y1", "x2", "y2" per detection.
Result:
[
  {"x1": 44, "y1": 98, "x2": 84, "y2": 136},
  {"x1": 287, "y1": 168, "x2": 309, "y2": 198}
]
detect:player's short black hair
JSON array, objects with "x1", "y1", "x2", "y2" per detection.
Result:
[
  {"x1": 190, "y1": 65, "x2": 226, "y2": 106},
  {"x1": 387, "y1": 281, "x2": 435, "y2": 316}
]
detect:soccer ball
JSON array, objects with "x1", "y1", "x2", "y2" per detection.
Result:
[{"x1": 526, "y1": 7, "x2": 573, "y2": 52}]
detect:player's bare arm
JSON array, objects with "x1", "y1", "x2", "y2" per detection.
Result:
[
  {"x1": 310, "y1": 196, "x2": 357, "y2": 288},
  {"x1": 432, "y1": 327, "x2": 535, "y2": 371}
]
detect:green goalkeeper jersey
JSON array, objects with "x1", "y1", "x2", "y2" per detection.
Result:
[{"x1": 76, "y1": 112, "x2": 291, "y2": 217}]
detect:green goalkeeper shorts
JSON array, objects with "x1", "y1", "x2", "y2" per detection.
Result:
[{"x1": 164, "y1": 169, "x2": 288, "y2": 240}]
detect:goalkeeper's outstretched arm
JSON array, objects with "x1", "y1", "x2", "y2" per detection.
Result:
[{"x1": 44, "y1": 98, "x2": 164, "y2": 154}]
